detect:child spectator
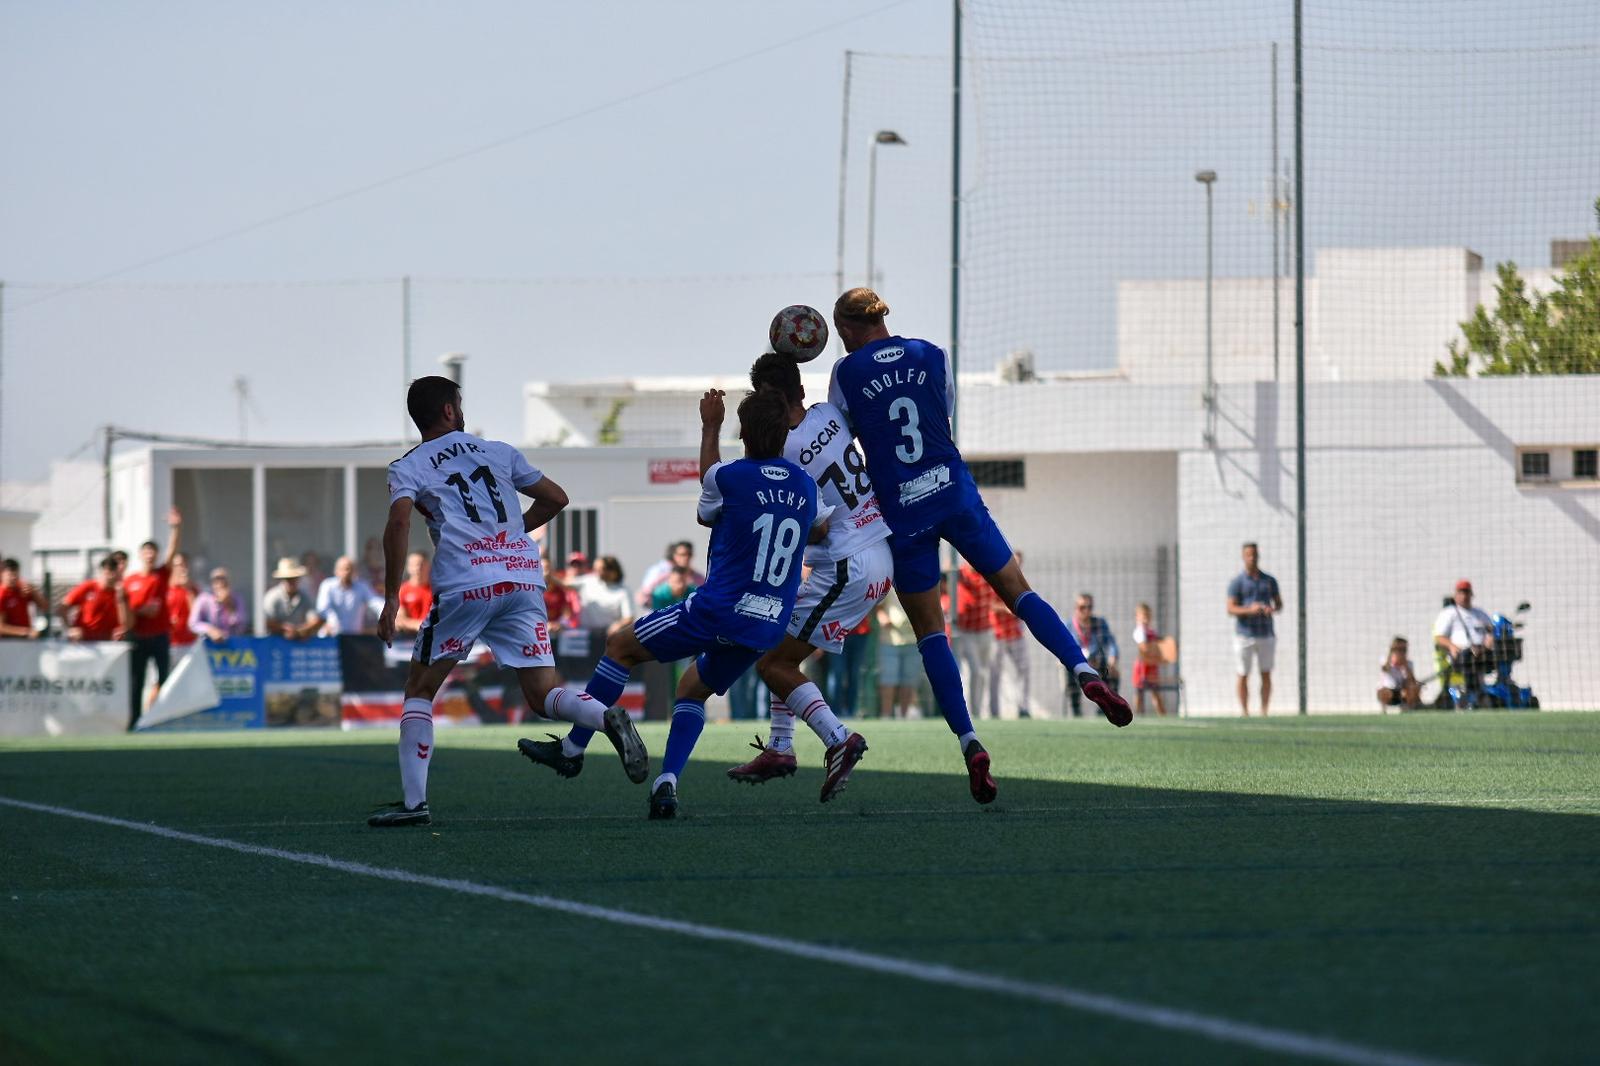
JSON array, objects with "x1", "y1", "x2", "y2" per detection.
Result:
[
  {"x1": 1378, "y1": 637, "x2": 1421, "y2": 710},
  {"x1": 1131, "y1": 602, "x2": 1168, "y2": 717},
  {"x1": 650, "y1": 565, "x2": 697, "y2": 612},
  {"x1": 0, "y1": 558, "x2": 47, "y2": 638},
  {"x1": 168, "y1": 555, "x2": 198, "y2": 648}
]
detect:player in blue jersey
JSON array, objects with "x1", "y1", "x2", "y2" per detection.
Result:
[
  {"x1": 827, "y1": 288, "x2": 1132, "y2": 804},
  {"x1": 519, "y1": 385, "x2": 829, "y2": 819}
]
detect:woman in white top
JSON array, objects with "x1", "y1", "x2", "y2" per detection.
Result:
[{"x1": 576, "y1": 555, "x2": 635, "y2": 634}]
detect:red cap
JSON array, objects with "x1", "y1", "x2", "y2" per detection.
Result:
[
  {"x1": 1455, "y1": 579, "x2": 1473, "y2": 593},
  {"x1": 567, "y1": 551, "x2": 589, "y2": 564}
]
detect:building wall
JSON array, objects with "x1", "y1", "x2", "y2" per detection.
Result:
[{"x1": 1177, "y1": 376, "x2": 1600, "y2": 714}]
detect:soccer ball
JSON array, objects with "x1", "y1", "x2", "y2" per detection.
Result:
[{"x1": 769, "y1": 305, "x2": 830, "y2": 363}]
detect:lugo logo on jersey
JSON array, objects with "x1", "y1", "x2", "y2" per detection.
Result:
[
  {"x1": 760, "y1": 465, "x2": 790, "y2": 481},
  {"x1": 734, "y1": 592, "x2": 785, "y2": 622},
  {"x1": 872, "y1": 346, "x2": 906, "y2": 363}
]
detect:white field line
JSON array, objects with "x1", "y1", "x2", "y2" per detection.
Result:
[{"x1": 0, "y1": 795, "x2": 1461, "y2": 1066}]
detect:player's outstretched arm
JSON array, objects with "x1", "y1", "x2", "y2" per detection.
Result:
[
  {"x1": 520, "y1": 475, "x2": 569, "y2": 533},
  {"x1": 377, "y1": 497, "x2": 412, "y2": 646},
  {"x1": 699, "y1": 389, "x2": 725, "y2": 480}
]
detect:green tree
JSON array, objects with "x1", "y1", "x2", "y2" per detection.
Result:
[{"x1": 1435, "y1": 198, "x2": 1600, "y2": 377}]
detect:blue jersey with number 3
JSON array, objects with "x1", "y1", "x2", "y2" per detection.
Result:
[
  {"x1": 828, "y1": 335, "x2": 976, "y2": 535},
  {"x1": 693, "y1": 457, "x2": 821, "y2": 650}
]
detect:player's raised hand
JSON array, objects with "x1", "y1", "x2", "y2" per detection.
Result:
[
  {"x1": 700, "y1": 389, "x2": 725, "y2": 428},
  {"x1": 377, "y1": 598, "x2": 399, "y2": 647}
]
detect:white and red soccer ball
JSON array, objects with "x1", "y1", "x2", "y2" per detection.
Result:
[{"x1": 769, "y1": 304, "x2": 829, "y2": 363}]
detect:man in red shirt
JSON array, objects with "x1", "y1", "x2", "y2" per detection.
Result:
[
  {"x1": 0, "y1": 559, "x2": 47, "y2": 639},
  {"x1": 62, "y1": 558, "x2": 129, "y2": 642},
  {"x1": 954, "y1": 562, "x2": 997, "y2": 717},
  {"x1": 121, "y1": 507, "x2": 182, "y2": 729},
  {"x1": 395, "y1": 551, "x2": 434, "y2": 637}
]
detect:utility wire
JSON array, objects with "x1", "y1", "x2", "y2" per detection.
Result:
[{"x1": 12, "y1": 0, "x2": 918, "y2": 314}]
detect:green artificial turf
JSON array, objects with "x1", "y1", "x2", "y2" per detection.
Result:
[{"x1": 1, "y1": 714, "x2": 1597, "y2": 1065}]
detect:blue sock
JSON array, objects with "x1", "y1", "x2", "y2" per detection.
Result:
[
  {"x1": 661, "y1": 700, "x2": 707, "y2": 780},
  {"x1": 1014, "y1": 591, "x2": 1091, "y2": 674},
  {"x1": 567, "y1": 656, "x2": 631, "y2": 752},
  {"x1": 917, "y1": 633, "x2": 974, "y2": 738}
]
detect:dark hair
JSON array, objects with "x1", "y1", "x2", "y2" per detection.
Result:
[
  {"x1": 669, "y1": 565, "x2": 691, "y2": 579},
  {"x1": 598, "y1": 555, "x2": 623, "y2": 582},
  {"x1": 671, "y1": 541, "x2": 693, "y2": 555},
  {"x1": 737, "y1": 387, "x2": 790, "y2": 459},
  {"x1": 140, "y1": 540, "x2": 158, "y2": 552},
  {"x1": 98, "y1": 556, "x2": 118, "y2": 572},
  {"x1": 407, "y1": 375, "x2": 461, "y2": 433},
  {"x1": 110, "y1": 550, "x2": 128, "y2": 564},
  {"x1": 749, "y1": 351, "x2": 803, "y2": 405},
  {"x1": 1242, "y1": 541, "x2": 1258, "y2": 551},
  {"x1": 1, "y1": 558, "x2": 18, "y2": 572}
]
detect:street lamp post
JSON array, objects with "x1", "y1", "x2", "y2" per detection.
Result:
[
  {"x1": 867, "y1": 130, "x2": 908, "y2": 286},
  {"x1": 1195, "y1": 169, "x2": 1218, "y2": 446}
]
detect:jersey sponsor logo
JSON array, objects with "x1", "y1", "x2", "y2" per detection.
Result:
[
  {"x1": 821, "y1": 620, "x2": 848, "y2": 644},
  {"x1": 734, "y1": 592, "x2": 785, "y2": 622},
  {"x1": 470, "y1": 554, "x2": 541, "y2": 572},
  {"x1": 872, "y1": 346, "x2": 906, "y2": 364},
  {"x1": 760, "y1": 464, "x2": 790, "y2": 481},
  {"x1": 852, "y1": 503, "x2": 884, "y2": 530},
  {"x1": 437, "y1": 636, "x2": 469, "y2": 657},
  {"x1": 462, "y1": 529, "x2": 533, "y2": 554},
  {"x1": 865, "y1": 577, "x2": 892, "y2": 601},
  {"x1": 520, "y1": 641, "x2": 552, "y2": 658},
  {"x1": 795, "y1": 419, "x2": 843, "y2": 465},
  {"x1": 858, "y1": 367, "x2": 928, "y2": 402},
  {"x1": 428, "y1": 439, "x2": 485, "y2": 469},
  {"x1": 898, "y1": 464, "x2": 952, "y2": 506}
]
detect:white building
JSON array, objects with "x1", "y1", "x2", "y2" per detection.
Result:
[{"x1": 22, "y1": 242, "x2": 1600, "y2": 715}]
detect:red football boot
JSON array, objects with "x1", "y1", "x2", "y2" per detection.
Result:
[
  {"x1": 726, "y1": 736, "x2": 798, "y2": 784},
  {"x1": 963, "y1": 739, "x2": 998, "y2": 805},
  {"x1": 819, "y1": 732, "x2": 868, "y2": 803},
  {"x1": 1082, "y1": 676, "x2": 1133, "y2": 727}
]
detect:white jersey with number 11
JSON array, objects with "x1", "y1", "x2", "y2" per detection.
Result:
[{"x1": 387, "y1": 431, "x2": 546, "y2": 596}]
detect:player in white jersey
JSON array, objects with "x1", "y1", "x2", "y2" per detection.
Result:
[
  {"x1": 367, "y1": 376, "x2": 647, "y2": 827},
  {"x1": 725, "y1": 352, "x2": 892, "y2": 801}
]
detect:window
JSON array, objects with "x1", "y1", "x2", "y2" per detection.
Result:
[
  {"x1": 546, "y1": 507, "x2": 600, "y2": 565},
  {"x1": 1519, "y1": 451, "x2": 1550, "y2": 482},
  {"x1": 1575, "y1": 449, "x2": 1598, "y2": 480},
  {"x1": 969, "y1": 459, "x2": 1026, "y2": 489}
]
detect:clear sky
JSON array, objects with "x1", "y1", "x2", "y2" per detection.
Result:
[{"x1": 1, "y1": 0, "x2": 1595, "y2": 483}]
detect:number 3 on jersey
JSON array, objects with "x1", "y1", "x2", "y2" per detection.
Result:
[
  {"x1": 888, "y1": 397, "x2": 923, "y2": 463},
  {"x1": 751, "y1": 513, "x2": 802, "y2": 586}
]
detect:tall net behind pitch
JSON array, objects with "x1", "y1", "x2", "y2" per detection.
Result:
[{"x1": 947, "y1": 0, "x2": 1600, "y2": 715}]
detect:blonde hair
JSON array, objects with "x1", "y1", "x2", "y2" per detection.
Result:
[
  {"x1": 834, "y1": 287, "x2": 890, "y2": 322},
  {"x1": 1135, "y1": 602, "x2": 1152, "y2": 617}
]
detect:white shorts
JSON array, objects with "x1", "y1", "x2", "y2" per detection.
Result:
[
  {"x1": 415, "y1": 582, "x2": 554, "y2": 669},
  {"x1": 1233, "y1": 634, "x2": 1276, "y2": 676},
  {"x1": 787, "y1": 540, "x2": 895, "y2": 653}
]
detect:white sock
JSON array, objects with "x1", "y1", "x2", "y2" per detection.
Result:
[
  {"x1": 653, "y1": 772, "x2": 678, "y2": 792},
  {"x1": 545, "y1": 688, "x2": 606, "y2": 732},
  {"x1": 560, "y1": 735, "x2": 585, "y2": 759},
  {"x1": 399, "y1": 697, "x2": 434, "y2": 808},
  {"x1": 786, "y1": 681, "x2": 849, "y2": 748},
  {"x1": 768, "y1": 695, "x2": 796, "y2": 753},
  {"x1": 957, "y1": 730, "x2": 978, "y2": 752}
]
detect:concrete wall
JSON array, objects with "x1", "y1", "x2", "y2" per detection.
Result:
[{"x1": 1176, "y1": 376, "x2": 1600, "y2": 714}]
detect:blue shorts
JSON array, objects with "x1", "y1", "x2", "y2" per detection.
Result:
[
  {"x1": 632, "y1": 600, "x2": 763, "y2": 696},
  {"x1": 889, "y1": 502, "x2": 1014, "y2": 595}
]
